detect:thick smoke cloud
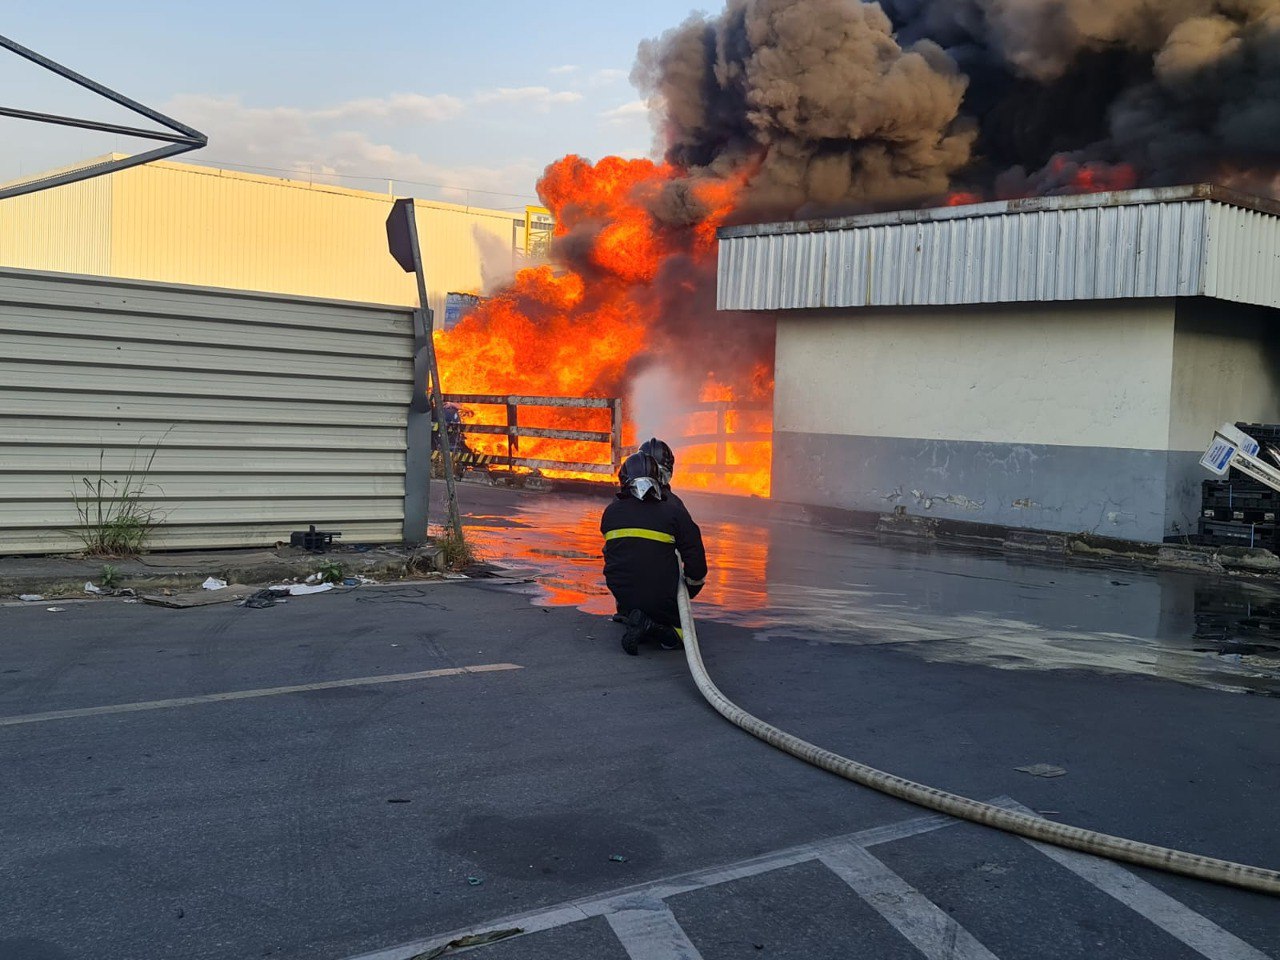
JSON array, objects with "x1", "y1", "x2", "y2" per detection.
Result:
[
  {"x1": 883, "y1": 0, "x2": 1280, "y2": 195},
  {"x1": 633, "y1": 0, "x2": 975, "y2": 214},
  {"x1": 636, "y1": 0, "x2": 1280, "y2": 208}
]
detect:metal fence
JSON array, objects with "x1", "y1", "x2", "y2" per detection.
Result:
[
  {"x1": 678, "y1": 400, "x2": 773, "y2": 477},
  {"x1": 442, "y1": 394, "x2": 623, "y2": 476}
]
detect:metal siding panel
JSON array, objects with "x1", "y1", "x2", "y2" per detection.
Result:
[
  {"x1": 0, "y1": 270, "x2": 414, "y2": 554},
  {"x1": 716, "y1": 194, "x2": 1280, "y2": 312},
  {"x1": 0, "y1": 160, "x2": 525, "y2": 321},
  {"x1": 777, "y1": 234, "x2": 798, "y2": 308},
  {"x1": 717, "y1": 196, "x2": 1280, "y2": 309},
  {"x1": 0, "y1": 175, "x2": 112, "y2": 275},
  {"x1": 1137, "y1": 204, "x2": 1163, "y2": 296}
]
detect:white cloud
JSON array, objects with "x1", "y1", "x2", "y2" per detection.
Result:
[
  {"x1": 601, "y1": 100, "x2": 649, "y2": 124},
  {"x1": 166, "y1": 94, "x2": 540, "y2": 204},
  {"x1": 590, "y1": 68, "x2": 629, "y2": 86},
  {"x1": 317, "y1": 93, "x2": 464, "y2": 124},
  {"x1": 474, "y1": 86, "x2": 584, "y2": 111},
  {"x1": 549, "y1": 64, "x2": 579, "y2": 75}
]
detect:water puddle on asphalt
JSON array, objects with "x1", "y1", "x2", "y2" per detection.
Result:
[{"x1": 461, "y1": 489, "x2": 1280, "y2": 696}]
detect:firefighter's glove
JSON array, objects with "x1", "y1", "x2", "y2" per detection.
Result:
[{"x1": 684, "y1": 576, "x2": 705, "y2": 600}]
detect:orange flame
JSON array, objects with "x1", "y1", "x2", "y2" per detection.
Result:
[{"x1": 435, "y1": 155, "x2": 773, "y2": 494}]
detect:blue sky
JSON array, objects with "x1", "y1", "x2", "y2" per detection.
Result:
[{"x1": 0, "y1": 0, "x2": 707, "y2": 209}]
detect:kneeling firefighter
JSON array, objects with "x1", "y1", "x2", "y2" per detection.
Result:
[{"x1": 600, "y1": 451, "x2": 708, "y2": 655}]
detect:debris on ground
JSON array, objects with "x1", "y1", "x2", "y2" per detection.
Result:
[
  {"x1": 466, "y1": 876, "x2": 484, "y2": 886},
  {"x1": 1015, "y1": 763, "x2": 1067, "y2": 779},
  {"x1": 84, "y1": 582, "x2": 103, "y2": 595},
  {"x1": 142, "y1": 585, "x2": 258, "y2": 608},
  {"x1": 608, "y1": 854, "x2": 629, "y2": 862},
  {"x1": 239, "y1": 589, "x2": 279, "y2": 609},
  {"x1": 201, "y1": 577, "x2": 228, "y2": 591},
  {"x1": 46, "y1": 607, "x2": 65, "y2": 613},
  {"x1": 269, "y1": 583, "x2": 334, "y2": 596},
  {"x1": 409, "y1": 928, "x2": 522, "y2": 960},
  {"x1": 18, "y1": 594, "x2": 44, "y2": 602}
]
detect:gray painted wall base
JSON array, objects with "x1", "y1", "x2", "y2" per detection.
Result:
[{"x1": 774, "y1": 431, "x2": 1192, "y2": 543}]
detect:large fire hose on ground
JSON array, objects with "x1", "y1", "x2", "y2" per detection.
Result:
[{"x1": 673, "y1": 579, "x2": 1280, "y2": 897}]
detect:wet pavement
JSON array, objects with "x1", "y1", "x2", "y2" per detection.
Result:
[{"x1": 459, "y1": 484, "x2": 1280, "y2": 697}]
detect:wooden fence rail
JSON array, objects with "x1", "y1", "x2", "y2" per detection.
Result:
[{"x1": 442, "y1": 394, "x2": 623, "y2": 475}]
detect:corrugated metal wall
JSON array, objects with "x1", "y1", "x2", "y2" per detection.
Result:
[
  {"x1": 1204, "y1": 202, "x2": 1280, "y2": 309},
  {"x1": 0, "y1": 175, "x2": 112, "y2": 277},
  {"x1": 1, "y1": 158, "x2": 524, "y2": 322},
  {"x1": 0, "y1": 267, "x2": 415, "y2": 554},
  {"x1": 718, "y1": 200, "x2": 1214, "y2": 311}
]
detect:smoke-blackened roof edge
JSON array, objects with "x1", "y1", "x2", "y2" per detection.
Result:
[{"x1": 717, "y1": 184, "x2": 1280, "y2": 240}]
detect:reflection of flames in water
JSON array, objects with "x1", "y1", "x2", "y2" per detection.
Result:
[
  {"x1": 435, "y1": 155, "x2": 773, "y2": 496},
  {"x1": 462, "y1": 497, "x2": 770, "y2": 618}
]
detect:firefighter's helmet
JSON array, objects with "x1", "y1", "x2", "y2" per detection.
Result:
[
  {"x1": 639, "y1": 437, "x2": 675, "y2": 487},
  {"x1": 618, "y1": 451, "x2": 664, "y2": 501}
]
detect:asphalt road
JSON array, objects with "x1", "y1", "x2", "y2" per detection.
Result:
[{"x1": 1, "y1": 486, "x2": 1278, "y2": 960}]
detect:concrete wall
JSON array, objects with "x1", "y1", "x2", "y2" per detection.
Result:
[
  {"x1": 773, "y1": 300, "x2": 1183, "y2": 541},
  {"x1": 0, "y1": 267, "x2": 420, "y2": 554},
  {"x1": 774, "y1": 297, "x2": 1280, "y2": 542},
  {"x1": 1164, "y1": 298, "x2": 1280, "y2": 535}
]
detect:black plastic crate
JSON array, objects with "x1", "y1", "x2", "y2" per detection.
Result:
[
  {"x1": 1202, "y1": 506, "x2": 1280, "y2": 523},
  {"x1": 1236, "y1": 422, "x2": 1280, "y2": 443},
  {"x1": 1202, "y1": 478, "x2": 1280, "y2": 510},
  {"x1": 1198, "y1": 518, "x2": 1280, "y2": 549}
]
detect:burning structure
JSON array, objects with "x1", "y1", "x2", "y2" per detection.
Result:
[{"x1": 434, "y1": 0, "x2": 1280, "y2": 518}]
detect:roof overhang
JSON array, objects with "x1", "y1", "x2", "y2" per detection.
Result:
[{"x1": 717, "y1": 184, "x2": 1280, "y2": 312}]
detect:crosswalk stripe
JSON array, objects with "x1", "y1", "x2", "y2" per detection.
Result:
[
  {"x1": 1001, "y1": 800, "x2": 1271, "y2": 960},
  {"x1": 342, "y1": 811, "x2": 959, "y2": 960},
  {"x1": 821, "y1": 844, "x2": 1001, "y2": 960},
  {"x1": 606, "y1": 901, "x2": 706, "y2": 960}
]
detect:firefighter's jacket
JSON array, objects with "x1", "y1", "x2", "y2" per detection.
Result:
[{"x1": 600, "y1": 491, "x2": 708, "y2": 621}]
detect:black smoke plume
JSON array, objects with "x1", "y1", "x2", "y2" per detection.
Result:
[{"x1": 634, "y1": 0, "x2": 1280, "y2": 211}]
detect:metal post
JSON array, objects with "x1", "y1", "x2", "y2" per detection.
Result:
[
  {"x1": 610, "y1": 398, "x2": 624, "y2": 473},
  {"x1": 401, "y1": 201, "x2": 465, "y2": 543},
  {"x1": 506, "y1": 399, "x2": 519, "y2": 463}
]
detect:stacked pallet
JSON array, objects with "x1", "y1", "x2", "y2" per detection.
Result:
[{"x1": 1198, "y1": 423, "x2": 1280, "y2": 549}]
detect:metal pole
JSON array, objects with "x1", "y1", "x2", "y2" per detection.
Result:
[
  {"x1": 0, "y1": 34, "x2": 206, "y2": 201},
  {"x1": 402, "y1": 201, "x2": 465, "y2": 543},
  {"x1": 610, "y1": 398, "x2": 624, "y2": 473}
]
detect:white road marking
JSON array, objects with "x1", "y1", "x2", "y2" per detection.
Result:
[
  {"x1": 821, "y1": 844, "x2": 1000, "y2": 960},
  {"x1": 0, "y1": 664, "x2": 523, "y2": 728},
  {"x1": 1000, "y1": 800, "x2": 1272, "y2": 960},
  {"x1": 342, "y1": 810, "x2": 960, "y2": 960},
  {"x1": 606, "y1": 901, "x2": 705, "y2": 960}
]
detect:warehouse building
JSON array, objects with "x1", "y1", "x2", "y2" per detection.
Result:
[
  {"x1": 718, "y1": 185, "x2": 1280, "y2": 543},
  {"x1": 0, "y1": 154, "x2": 549, "y2": 320}
]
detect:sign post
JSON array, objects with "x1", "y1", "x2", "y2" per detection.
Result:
[{"x1": 387, "y1": 198, "x2": 465, "y2": 546}]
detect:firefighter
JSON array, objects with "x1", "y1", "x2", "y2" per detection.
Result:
[
  {"x1": 601, "y1": 451, "x2": 708, "y2": 656},
  {"x1": 430, "y1": 399, "x2": 464, "y2": 454}
]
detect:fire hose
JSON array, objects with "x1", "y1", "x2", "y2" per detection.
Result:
[{"x1": 673, "y1": 578, "x2": 1280, "y2": 897}]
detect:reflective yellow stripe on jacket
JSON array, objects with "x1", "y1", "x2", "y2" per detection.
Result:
[{"x1": 604, "y1": 527, "x2": 676, "y2": 544}]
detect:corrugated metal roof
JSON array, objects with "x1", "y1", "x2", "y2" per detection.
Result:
[{"x1": 717, "y1": 185, "x2": 1280, "y2": 311}]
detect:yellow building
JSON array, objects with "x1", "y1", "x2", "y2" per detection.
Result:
[{"x1": 0, "y1": 155, "x2": 544, "y2": 320}]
